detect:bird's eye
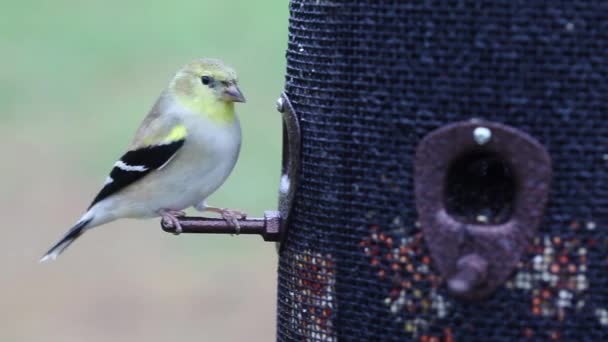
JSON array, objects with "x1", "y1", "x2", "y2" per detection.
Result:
[{"x1": 201, "y1": 76, "x2": 212, "y2": 85}]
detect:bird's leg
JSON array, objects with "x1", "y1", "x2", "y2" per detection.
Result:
[
  {"x1": 158, "y1": 209, "x2": 186, "y2": 235},
  {"x1": 194, "y1": 201, "x2": 247, "y2": 234}
]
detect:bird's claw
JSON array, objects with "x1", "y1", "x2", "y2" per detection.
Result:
[
  {"x1": 159, "y1": 210, "x2": 186, "y2": 235},
  {"x1": 219, "y1": 209, "x2": 247, "y2": 235}
]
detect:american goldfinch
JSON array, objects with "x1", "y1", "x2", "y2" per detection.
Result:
[{"x1": 41, "y1": 58, "x2": 246, "y2": 262}]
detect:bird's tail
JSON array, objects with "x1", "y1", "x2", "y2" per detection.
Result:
[{"x1": 40, "y1": 216, "x2": 94, "y2": 263}]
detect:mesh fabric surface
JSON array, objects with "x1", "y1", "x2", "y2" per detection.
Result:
[{"x1": 277, "y1": 1, "x2": 607, "y2": 341}]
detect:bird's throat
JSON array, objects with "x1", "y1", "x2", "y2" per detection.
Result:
[{"x1": 177, "y1": 94, "x2": 236, "y2": 125}]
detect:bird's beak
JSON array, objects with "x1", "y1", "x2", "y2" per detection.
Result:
[{"x1": 223, "y1": 84, "x2": 246, "y2": 103}]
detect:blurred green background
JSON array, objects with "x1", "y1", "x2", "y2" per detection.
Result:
[{"x1": 0, "y1": 1, "x2": 286, "y2": 340}]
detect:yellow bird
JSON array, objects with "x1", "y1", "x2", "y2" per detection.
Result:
[{"x1": 41, "y1": 58, "x2": 246, "y2": 262}]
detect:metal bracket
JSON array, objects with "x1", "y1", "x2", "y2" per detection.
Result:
[
  {"x1": 275, "y1": 93, "x2": 301, "y2": 251},
  {"x1": 160, "y1": 93, "x2": 301, "y2": 248},
  {"x1": 414, "y1": 119, "x2": 552, "y2": 300}
]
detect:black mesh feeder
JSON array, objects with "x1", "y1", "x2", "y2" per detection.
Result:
[
  {"x1": 163, "y1": 1, "x2": 608, "y2": 341},
  {"x1": 275, "y1": 1, "x2": 607, "y2": 341}
]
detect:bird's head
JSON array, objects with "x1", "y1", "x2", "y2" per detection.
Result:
[{"x1": 170, "y1": 58, "x2": 245, "y2": 122}]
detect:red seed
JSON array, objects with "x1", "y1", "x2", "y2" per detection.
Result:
[
  {"x1": 390, "y1": 288, "x2": 400, "y2": 299},
  {"x1": 444, "y1": 328, "x2": 454, "y2": 342},
  {"x1": 549, "y1": 330, "x2": 560, "y2": 340},
  {"x1": 386, "y1": 237, "x2": 393, "y2": 248},
  {"x1": 523, "y1": 328, "x2": 534, "y2": 338}
]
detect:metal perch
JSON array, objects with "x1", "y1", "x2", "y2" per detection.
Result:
[{"x1": 160, "y1": 211, "x2": 282, "y2": 242}]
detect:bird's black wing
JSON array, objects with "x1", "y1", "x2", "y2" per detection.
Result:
[{"x1": 88, "y1": 139, "x2": 185, "y2": 208}]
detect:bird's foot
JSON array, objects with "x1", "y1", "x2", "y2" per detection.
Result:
[
  {"x1": 203, "y1": 206, "x2": 247, "y2": 235},
  {"x1": 159, "y1": 209, "x2": 186, "y2": 235}
]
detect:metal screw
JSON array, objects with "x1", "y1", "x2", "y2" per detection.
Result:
[
  {"x1": 276, "y1": 97, "x2": 285, "y2": 113},
  {"x1": 161, "y1": 211, "x2": 282, "y2": 242},
  {"x1": 473, "y1": 126, "x2": 492, "y2": 145}
]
